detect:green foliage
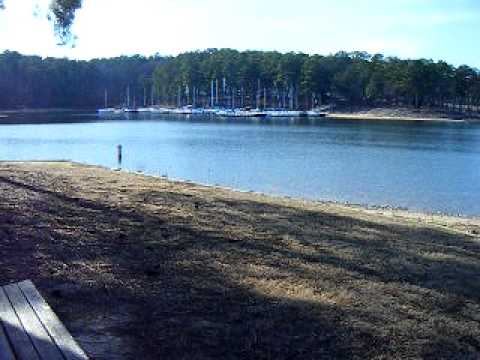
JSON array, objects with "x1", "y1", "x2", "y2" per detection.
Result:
[
  {"x1": 152, "y1": 49, "x2": 480, "y2": 110},
  {"x1": 1, "y1": 49, "x2": 479, "y2": 111},
  {"x1": 0, "y1": 51, "x2": 163, "y2": 109}
]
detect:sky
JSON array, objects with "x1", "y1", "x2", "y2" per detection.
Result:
[{"x1": 0, "y1": 0, "x2": 479, "y2": 67}]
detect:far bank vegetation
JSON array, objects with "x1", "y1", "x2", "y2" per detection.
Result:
[{"x1": 1, "y1": 49, "x2": 479, "y2": 115}]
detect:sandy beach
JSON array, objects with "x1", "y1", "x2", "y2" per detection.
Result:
[
  {"x1": 326, "y1": 113, "x2": 466, "y2": 122},
  {"x1": 327, "y1": 107, "x2": 477, "y2": 122},
  {"x1": 0, "y1": 161, "x2": 479, "y2": 359}
]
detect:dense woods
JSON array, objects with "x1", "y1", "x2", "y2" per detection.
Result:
[
  {"x1": 1, "y1": 49, "x2": 480, "y2": 112},
  {"x1": 154, "y1": 49, "x2": 480, "y2": 112},
  {"x1": 0, "y1": 51, "x2": 163, "y2": 109}
]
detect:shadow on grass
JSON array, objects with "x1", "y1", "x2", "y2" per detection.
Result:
[{"x1": 0, "y1": 174, "x2": 479, "y2": 359}]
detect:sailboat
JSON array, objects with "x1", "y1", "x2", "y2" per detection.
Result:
[
  {"x1": 97, "y1": 89, "x2": 116, "y2": 114},
  {"x1": 137, "y1": 85, "x2": 154, "y2": 112},
  {"x1": 124, "y1": 86, "x2": 139, "y2": 113}
]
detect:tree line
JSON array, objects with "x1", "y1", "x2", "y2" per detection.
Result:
[
  {"x1": 153, "y1": 49, "x2": 480, "y2": 112},
  {"x1": 1, "y1": 49, "x2": 480, "y2": 112},
  {"x1": 0, "y1": 51, "x2": 163, "y2": 109}
]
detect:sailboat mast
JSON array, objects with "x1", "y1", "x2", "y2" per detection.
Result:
[
  {"x1": 210, "y1": 80, "x2": 214, "y2": 108},
  {"x1": 222, "y1": 77, "x2": 226, "y2": 106},
  {"x1": 263, "y1": 87, "x2": 267, "y2": 109},
  {"x1": 104, "y1": 88, "x2": 108, "y2": 108},
  {"x1": 126, "y1": 86, "x2": 130, "y2": 108},
  {"x1": 256, "y1": 79, "x2": 261, "y2": 109},
  {"x1": 289, "y1": 85, "x2": 294, "y2": 110}
]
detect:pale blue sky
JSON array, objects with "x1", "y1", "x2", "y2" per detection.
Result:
[{"x1": 0, "y1": 0, "x2": 479, "y2": 67}]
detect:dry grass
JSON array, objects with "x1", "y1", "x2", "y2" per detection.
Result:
[{"x1": 0, "y1": 161, "x2": 479, "y2": 359}]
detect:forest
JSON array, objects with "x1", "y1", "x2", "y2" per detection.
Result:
[{"x1": 1, "y1": 49, "x2": 480, "y2": 112}]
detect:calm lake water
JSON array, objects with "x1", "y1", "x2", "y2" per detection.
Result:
[{"x1": 1, "y1": 111, "x2": 480, "y2": 216}]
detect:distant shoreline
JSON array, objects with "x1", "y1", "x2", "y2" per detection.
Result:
[
  {"x1": 0, "y1": 107, "x2": 478, "y2": 123},
  {"x1": 0, "y1": 108, "x2": 92, "y2": 114},
  {"x1": 326, "y1": 106, "x2": 478, "y2": 122},
  {"x1": 326, "y1": 113, "x2": 467, "y2": 122}
]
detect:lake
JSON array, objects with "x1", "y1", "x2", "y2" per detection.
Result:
[{"x1": 1, "y1": 111, "x2": 479, "y2": 216}]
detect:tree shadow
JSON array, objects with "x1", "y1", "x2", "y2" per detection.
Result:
[{"x1": 1, "y1": 173, "x2": 479, "y2": 359}]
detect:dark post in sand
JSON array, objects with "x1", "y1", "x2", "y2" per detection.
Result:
[{"x1": 117, "y1": 144, "x2": 122, "y2": 167}]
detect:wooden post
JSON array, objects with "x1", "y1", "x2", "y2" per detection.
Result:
[{"x1": 117, "y1": 145, "x2": 123, "y2": 167}]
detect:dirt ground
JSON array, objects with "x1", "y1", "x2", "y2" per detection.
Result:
[{"x1": 0, "y1": 161, "x2": 479, "y2": 359}]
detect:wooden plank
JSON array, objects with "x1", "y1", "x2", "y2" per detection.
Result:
[
  {"x1": 0, "y1": 286, "x2": 40, "y2": 360},
  {"x1": 18, "y1": 281, "x2": 89, "y2": 360},
  {"x1": 3, "y1": 284, "x2": 64, "y2": 360},
  {"x1": 0, "y1": 320, "x2": 16, "y2": 360}
]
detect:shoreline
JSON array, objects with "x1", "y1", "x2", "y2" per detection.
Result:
[
  {"x1": 325, "y1": 113, "x2": 468, "y2": 122},
  {"x1": 1, "y1": 162, "x2": 479, "y2": 358},
  {"x1": 3, "y1": 160, "x2": 477, "y2": 221},
  {"x1": 109, "y1": 162, "x2": 479, "y2": 220},
  {"x1": 325, "y1": 106, "x2": 480, "y2": 122},
  {"x1": 2, "y1": 160, "x2": 480, "y2": 240},
  {"x1": 0, "y1": 108, "x2": 92, "y2": 114},
  {"x1": 2, "y1": 160, "x2": 478, "y2": 235},
  {"x1": 129, "y1": 168, "x2": 478, "y2": 221},
  {"x1": 1, "y1": 107, "x2": 478, "y2": 123}
]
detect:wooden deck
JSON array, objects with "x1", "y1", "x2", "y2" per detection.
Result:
[{"x1": 0, "y1": 280, "x2": 88, "y2": 360}]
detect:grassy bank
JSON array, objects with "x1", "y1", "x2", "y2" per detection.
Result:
[{"x1": 0, "y1": 161, "x2": 479, "y2": 359}]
